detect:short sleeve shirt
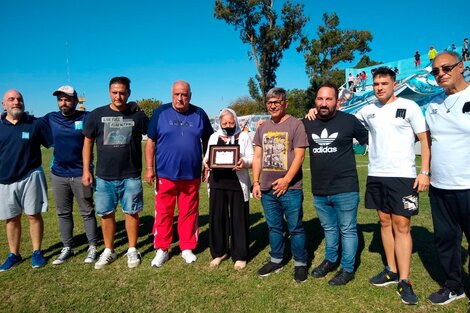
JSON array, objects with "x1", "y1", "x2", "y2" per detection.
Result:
[
  {"x1": 0, "y1": 113, "x2": 52, "y2": 183},
  {"x1": 253, "y1": 116, "x2": 308, "y2": 191},
  {"x1": 83, "y1": 103, "x2": 148, "y2": 180}
]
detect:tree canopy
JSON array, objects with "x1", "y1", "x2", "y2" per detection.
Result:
[
  {"x1": 298, "y1": 12, "x2": 373, "y2": 90},
  {"x1": 215, "y1": 0, "x2": 308, "y2": 105},
  {"x1": 136, "y1": 98, "x2": 162, "y2": 118}
]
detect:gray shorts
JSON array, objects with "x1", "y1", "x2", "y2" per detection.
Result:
[{"x1": 0, "y1": 167, "x2": 48, "y2": 220}]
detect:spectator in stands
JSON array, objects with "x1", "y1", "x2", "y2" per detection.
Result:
[
  {"x1": 360, "y1": 71, "x2": 367, "y2": 91},
  {"x1": 463, "y1": 38, "x2": 469, "y2": 61},
  {"x1": 348, "y1": 73, "x2": 355, "y2": 91},
  {"x1": 414, "y1": 51, "x2": 421, "y2": 68},
  {"x1": 428, "y1": 46, "x2": 438, "y2": 63}
]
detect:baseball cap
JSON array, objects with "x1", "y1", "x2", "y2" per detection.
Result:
[{"x1": 52, "y1": 85, "x2": 77, "y2": 97}]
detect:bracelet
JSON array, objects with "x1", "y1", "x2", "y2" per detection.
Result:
[
  {"x1": 146, "y1": 167, "x2": 154, "y2": 169},
  {"x1": 420, "y1": 170, "x2": 430, "y2": 176},
  {"x1": 253, "y1": 181, "x2": 260, "y2": 185}
]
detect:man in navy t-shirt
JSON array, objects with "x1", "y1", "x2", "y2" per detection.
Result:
[
  {"x1": 0, "y1": 90, "x2": 52, "y2": 271},
  {"x1": 43, "y1": 85, "x2": 99, "y2": 266},
  {"x1": 145, "y1": 80, "x2": 213, "y2": 267}
]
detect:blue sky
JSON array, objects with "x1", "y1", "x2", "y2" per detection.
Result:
[{"x1": 0, "y1": 0, "x2": 467, "y2": 118}]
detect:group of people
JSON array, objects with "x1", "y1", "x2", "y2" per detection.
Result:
[
  {"x1": 0, "y1": 51, "x2": 469, "y2": 308},
  {"x1": 347, "y1": 71, "x2": 367, "y2": 92}
]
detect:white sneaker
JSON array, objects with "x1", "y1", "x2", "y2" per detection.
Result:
[
  {"x1": 126, "y1": 248, "x2": 141, "y2": 268},
  {"x1": 151, "y1": 249, "x2": 169, "y2": 268},
  {"x1": 181, "y1": 250, "x2": 197, "y2": 264},
  {"x1": 84, "y1": 245, "x2": 98, "y2": 264},
  {"x1": 52, "y1": 247, "x2": 74, "y2": 265},
  {"x1": 94, "y1": 249, "x2": 117, "y2": 269}
]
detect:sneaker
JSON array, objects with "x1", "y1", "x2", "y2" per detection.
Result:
[
  {"x1": 181, "y1": 250, "x2": 197, "y2": 264},
  {"x1": 84, "y1": 245, "x2": 98, "y2": 264},
  {"x1": 311, "y1": 259, "x2": 337, "y2": 278},
  {"x1": 151, "y1": 249, "x2": 169, "y2": 268},
  {"x1": 369, "y1": 267, "x2": 398, "y2": 286},
  {"x1": 94, "y1": 249, "x2": 117, "y2": 269},
  {"x1": 428, "y1": 286, "x2": 465, "y2": 305},
  {"x1": 328, "y1": 269, "x2": 355, "y2": 286},
  {"x1": 294, "y1": 266, "x2": 308, "y2": 283},
  {"x1": 258, "y1": 261, "x2": 283, "y2": 277},
  {"x1": 126, "y1": 248, "x2": 141, "y2": 268},
  {"x1": 397, "y1": 279, "x2": 418, "y2": 305},
  {"x1": 31, "y1": 250, "x2": 46, "y2": 268},
  {"x1": 0, "y1": 253, "x2": 22, "y2": 272},
  {"x1": 52, "y1": 247, "x2": 74, "y2": 265}
]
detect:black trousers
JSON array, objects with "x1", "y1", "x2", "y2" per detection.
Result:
[
  {"x1": 429, "y1": 186, "x2": 470, "y2": 292},
  {"x1": 209, "y1": 188, "x2": 249, "y2": 261}
]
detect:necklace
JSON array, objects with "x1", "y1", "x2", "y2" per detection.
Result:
[
  {"x1": 443, "y1": 93, "x2": 462, "y2": 113},
  {"x1": 174, "y1": 111, "x2": 188, "y2": 136}
]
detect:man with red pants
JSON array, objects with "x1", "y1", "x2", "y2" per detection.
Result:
[{"x1": 145, "y1": 81, "x2": 213, "y2": 267}]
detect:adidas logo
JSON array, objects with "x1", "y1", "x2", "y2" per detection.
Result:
[{"x1": 311, "y1": 129, "x2": 338, "y2": 153}]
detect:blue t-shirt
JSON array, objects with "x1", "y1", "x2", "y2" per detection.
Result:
[
  {"x1": 148, "y1": 103, "x2": 213, "y2": 180},
  {"x1": 43, "y1": 110, "x2": 92, "y2": 177},
  {"x1": 0, "y1": 113, "x2": 52, "y2": 184}
]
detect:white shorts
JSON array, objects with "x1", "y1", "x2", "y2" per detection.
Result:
[{"x1": 0, "y1": 168, "x2": 48, "y2": 220}]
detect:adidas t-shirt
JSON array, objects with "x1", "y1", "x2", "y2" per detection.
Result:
[{"x1": 303, "y1": 111, "x2": 368, "y2": 195}]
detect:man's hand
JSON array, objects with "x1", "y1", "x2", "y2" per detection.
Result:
[
  {"x1": 253, "y1": 184, "x2": 262, "y2": 200},
  {"x1": 304, "y1": 108, "x2": 318, "y2": 120},
  {"x1": 272, "y1": 177, "x2": 289, "y2": 197},
  {"x1": 82, "y1": 170, "x2": 93, "y2": 187},
  {"x1": 145, "y1": 167, "x2": 155, "y2": 185},
  {"x1": 413, "y1": 173, "x2": 430, "y2": 192}
]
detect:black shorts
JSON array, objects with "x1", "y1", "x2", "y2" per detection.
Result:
[{"x1": 365, "y1": 176, "x2": 419, "y2": 217}]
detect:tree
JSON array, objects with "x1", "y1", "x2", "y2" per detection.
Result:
[
  {"x1": 215, "y1": 0, "x2": 308, "y2": 106},
  {"x1": 286, "y1": 88, "x2": 312, "y2": 118},
  {"x1": 298, "y1": 12, "x2": 372, "y2": 90},
  {"x1": 229, "y1": 96, "x2": 264, "y2": 116},
  {"x1": 354, "y1": 55, "x2": 382, "y2": 69},
  {"x1": 136, "y1": 98, "x2": 162, "y2": 118}
]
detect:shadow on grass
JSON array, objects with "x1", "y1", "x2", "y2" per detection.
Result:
[{"x1": 358, "y1": 222, "x2": 469, "y2": 289}]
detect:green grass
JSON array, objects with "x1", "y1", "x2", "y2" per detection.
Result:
[{"x1": 0, "y1": 149, "x2": 468, "y2": 312}]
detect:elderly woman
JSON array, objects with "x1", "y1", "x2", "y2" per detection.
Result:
[{"x1": 204, "y1": 108, "x2": 253, "y2": 270}]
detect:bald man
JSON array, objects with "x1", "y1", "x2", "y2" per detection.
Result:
[{"x1": 0, "y1": 90, "x2": 53, "y2": 271}]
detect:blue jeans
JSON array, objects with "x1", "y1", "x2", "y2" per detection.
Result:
[
  {"x1": 314, "y1": 192, "x2": 359, "y2": 273},
  {"x1": 95, "y1": 177, "x2": 143, "y2": 216},
  {"x1": 261, "y1": 189, "x2": 307, "y2": 266}
]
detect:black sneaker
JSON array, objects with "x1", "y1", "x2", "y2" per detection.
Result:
[
  {"x1": 258, "y1": 261, "x2": 283, "y2": 277},
  {"x1": 328, "y1": 269, "x2": 355, "y2": 286},
  {"x1": 369, "y1": 267, "x2": 398, "y2": 286},
  {"x1": 311, "y1": 259, "x2": 337, "y2": 278},
  {"x1": 428, "y1": 286, "x2": 465, "y2": 305},
  {"x1": 397, "y1": 280, "x2": 418, "y2": 305},
  {"x1": 294, "y1": 266, "x2": 308, "y2": 283}
]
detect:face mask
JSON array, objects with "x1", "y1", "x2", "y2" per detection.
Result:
[{"x1": 222, "y1": 126, "x2": 236, "y2": 136}]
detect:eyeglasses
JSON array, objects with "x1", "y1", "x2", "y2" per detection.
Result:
[
  {"x1": 266, "y1": 100, "x2": 285, "y2": 107},
  {"x1": 430, "y1": 61, "x2": 461, "y2": 76}
]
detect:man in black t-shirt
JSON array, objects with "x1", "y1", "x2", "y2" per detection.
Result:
[
  {"x1": 82, "y1": 77, "x2": 148, "y2": 270},
  {"x1": 302, "y1": 83, "x2": 368, "y2": 286}
]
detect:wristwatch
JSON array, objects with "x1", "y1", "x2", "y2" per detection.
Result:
[{"x1": 420, "y1": 170, "x2": 430, "y2": 176}]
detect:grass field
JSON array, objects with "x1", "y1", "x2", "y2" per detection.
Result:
[{"x1": 0, "y1": 148, "x2": 468, "y2": 312}]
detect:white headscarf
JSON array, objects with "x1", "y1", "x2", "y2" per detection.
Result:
[{"x1": 215, "y1": 108, "x2": 242, "y2": 144}]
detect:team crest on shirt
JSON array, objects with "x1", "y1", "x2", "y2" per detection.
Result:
[
  {"x1": 367, "y1": 113, "x2": 375, "y2": 119},
  {"x1": 74, "y1": 121, "x2": 83, "y2": 130},
  {"x1": 429, "y1": 109, "x2": 438, "y2": 115},
  {"x1": 22, "y1": 132, "x2": 30, "y2": 140},
  {"x1": 402, "y1": 195, "x2": 418, "y2": 211}
]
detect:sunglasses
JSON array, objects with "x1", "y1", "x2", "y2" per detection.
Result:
[{"x1": 431, "y1": 61, "x2": 461, "y2": 76}]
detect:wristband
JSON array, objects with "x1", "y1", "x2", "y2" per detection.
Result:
[{"x1": 420, "y1": 170, "x2": 430, "y2": 176}]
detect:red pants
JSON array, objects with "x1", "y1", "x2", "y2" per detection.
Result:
[{"x1": 153, "y1": 178, "x2": 200, "y2": 250}]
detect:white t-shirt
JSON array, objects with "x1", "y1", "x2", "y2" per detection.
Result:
[
  {"x1": 356, "y1": 97, "x2": 427, "y2": 178},
  {"x1": 425, "y1": 85, "x2": 470, "y2": 189}
]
